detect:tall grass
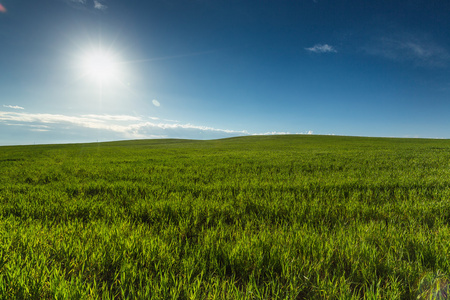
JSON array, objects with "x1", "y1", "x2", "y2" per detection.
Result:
[{"x1": 1, "y1": 135, "x2": 450, "y2": 298}]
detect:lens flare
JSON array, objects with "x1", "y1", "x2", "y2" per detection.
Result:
[{"x1": 0, "y1": 4, "x2": 7, "y2": 13}]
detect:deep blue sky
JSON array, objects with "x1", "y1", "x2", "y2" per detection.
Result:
[{"x1": 1, "y1": 0, "x2": 450, "y2": 145}]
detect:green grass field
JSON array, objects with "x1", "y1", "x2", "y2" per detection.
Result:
[{"x1": 1, "y1": 135, "x2": 450, "y2": 299}]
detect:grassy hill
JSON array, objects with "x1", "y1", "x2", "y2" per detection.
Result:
[{"x1": 1, "y1": 135, "x2": 450, "y2": 299}]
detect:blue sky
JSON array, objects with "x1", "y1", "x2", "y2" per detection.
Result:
[{"x1": 1, "y1": 0, "x2": 450, "y2": 145}]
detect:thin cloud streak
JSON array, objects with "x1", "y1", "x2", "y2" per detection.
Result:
[
  {"x1": 81, "y1": 114, "x2": 141, "y2": 121},
  {"x1": 305, "y1": 44, "x2": 337, "y2": 53},
  {"x1": 93, "y1": 0, "x2": 107, "y2": 10},
  {"x1": 253, "y1": 130, "x2": 313, "y2": 136},
  {"x1": 1, "y1": 111, "x2": 315, "y2": 142},
  {"x1": 3, "y1": 105, "x2": 24, "y2": 110},
  {"x1": 62, "y1": 0, "x2": 106, "y2": 10},
  {"x1": 0, "y1": 111, "x2": 250, "y2": 140},
  {"x1": 364, "y1": 33, "x2": 450, "y2": 67}
]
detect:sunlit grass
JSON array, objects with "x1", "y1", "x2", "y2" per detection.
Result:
[{"x1": 1, "y1": 135, "x2": 450, "y2": 298}]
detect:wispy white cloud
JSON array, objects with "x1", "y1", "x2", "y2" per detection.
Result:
[
  {"x1": 254, "y1": 130, "x2": 313, "y2": 136},
  {"x1": 30, "y1": 125, "x2": 50, "y2": 129},
  {"x1": 152, "y1": 99, "x2": 161, "y2": 107},
  {"x1": 163, "y1": 118, "x2": 179, "y2": 123},
  {"x1": 305, "y1": 44, "x2": 337, "y2": 53},
  {"x1": 93, "y1": 0, "x2": 107, "y2": 10},
  {"x1": 81, "y1": 114, "x2": 141, "y2": 121},
  {"x1": 31, "y1": 129, "x2": 50, "y2": 132},
  {"x1": 3, "y1": 105, "x2": 24, "y2": 110},
  {"x1": 62, "y1": 0, "x2": 106, "y2": 10},
  {"x1": 0, "y1": 111, "x2": 250, "y2": 140},
  {"x1": 364, "y1": 33, "x2": 450, "y2": 67}
]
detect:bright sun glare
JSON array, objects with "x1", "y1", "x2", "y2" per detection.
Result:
[{"x1": 81, "y1": 49, "x2": 120, "y2": 84}]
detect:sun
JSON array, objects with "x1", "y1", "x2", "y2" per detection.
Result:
[{"x1": 81, "y1": 48, "x2": 121, "y2": 84}]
